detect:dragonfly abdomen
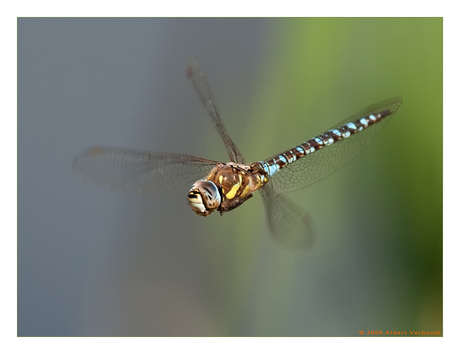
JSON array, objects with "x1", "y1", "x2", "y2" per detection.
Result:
[{"x1": 259, "y1": 108, "x2": 394, "y2": 178}]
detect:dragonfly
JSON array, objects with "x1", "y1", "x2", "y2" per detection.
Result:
[{"x1": 73, "y1": 59, "x2": 402, "y2": 248}]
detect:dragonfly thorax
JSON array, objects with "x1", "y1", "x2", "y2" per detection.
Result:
[{"x1": 187, "y1": 162, "x2": 268, "y2": 217}]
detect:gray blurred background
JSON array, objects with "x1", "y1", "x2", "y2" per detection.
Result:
[{"x1": 18, "y1": 18, "x2": 442, "y2": 336}]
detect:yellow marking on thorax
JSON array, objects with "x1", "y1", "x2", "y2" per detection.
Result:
[
  {"x1": 256, "y1": 174, "x2": 268, "y2": 187},
  {"x1": 225, "y1": 181, "x2": 241, "y2": 200},
  {"x1": 219, "y1": 175, "x2": 223, "y2": 184},
  {"x1": 241, "y1": 184, "x2": 251, "y2": 196}
]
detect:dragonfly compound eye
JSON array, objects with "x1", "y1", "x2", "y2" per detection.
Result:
[{"x1": 187, "y1": 180, "x2": 222, "y2": 216}]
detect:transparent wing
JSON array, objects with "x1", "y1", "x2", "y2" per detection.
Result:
[
  {"x1": 268, "y1": 97, "x2": 402, "y2": 193},
  {"x1": 259, "y1": 183, "x2": 314, "y2": 249},
  {"x1": 186, "y1": 58, "x2": 245, "y2": 164},
  {"x1": 72, "y1": 146, "x2": 218, "y2": 194}
]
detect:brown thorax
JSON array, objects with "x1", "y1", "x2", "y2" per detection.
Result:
[{"x1": 187, "y1": 162, "x2": 269, "y2": 216}]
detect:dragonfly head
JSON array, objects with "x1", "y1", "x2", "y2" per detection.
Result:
[{"x1": 187, "y1": 179, "x2": 222, "y2": 216}]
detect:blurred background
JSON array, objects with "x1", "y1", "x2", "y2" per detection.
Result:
[{"x1": 18, "y1": 18, "x2": 442, "y2": 336}]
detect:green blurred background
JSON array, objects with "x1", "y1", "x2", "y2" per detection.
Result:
[
  {"x1": 196, "y1": 18, "x2": 442, "y2": 336},
  {"x1": 19, "y1": 18, "x2": 442, "y2": 336}
]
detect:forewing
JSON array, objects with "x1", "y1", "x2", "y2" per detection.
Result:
[
  {"x1": 72, "y1": 146, "x2": 218, "y2": 194},
  {"x1": 186, "y1": 58, "x2": 245, "y2": 164}
]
